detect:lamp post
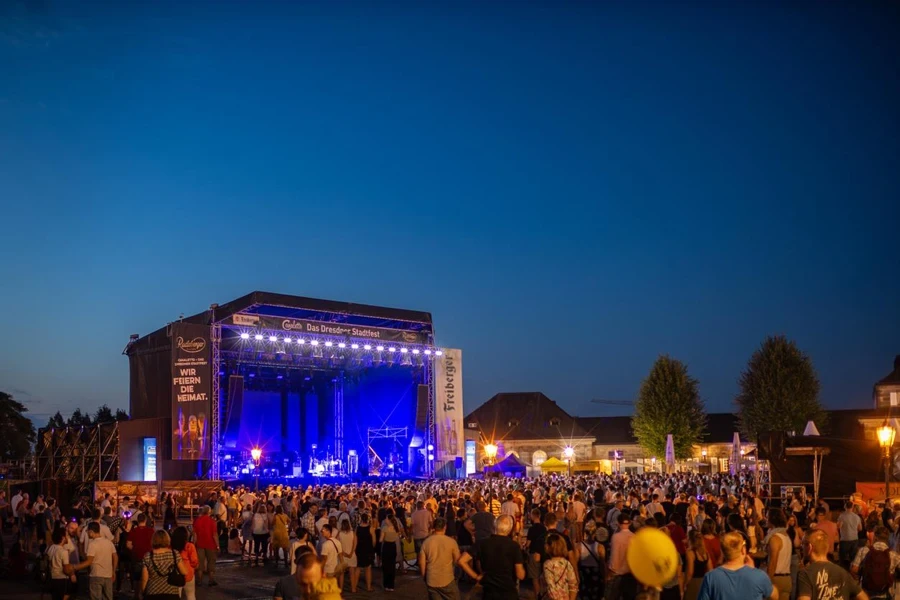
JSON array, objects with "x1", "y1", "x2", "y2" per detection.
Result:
[
  {"x1": 484, "y1": 443, "x2": 498, "y2": 467},
  {"x1": 251, "y1": 447, "x2": 262, "y2": 491},
  {"x1": 564, "y1": 446, "x2": 575, "y2": 476},
  {"x1": 877, "y1": 422, "x2": 895, "y2": 502}
]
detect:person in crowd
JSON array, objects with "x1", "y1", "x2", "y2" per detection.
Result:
[
  {"x1": 336, "y1": 519, "x2": 358, "y2": 592},
  {"x1": 411, "y1": 501, "x2": 434, "y2": 555},
  {"x1": 170, "y1": 527, "x2": 198, "y2": 600},
  {"x1": 380, "y1": 509, "x2": 403, "y2": 591},
  {"x1": 697, "y1": 531, "x2": 776, "y2": 600},
  {"x1": 685, "y1": 530, "x2": 713, "y2": 600},
  {"x1": 606, "y1": 512, "x2": 635, "y2": 600},
  {"x1": 701, "y1": 518, "x2": 723, "y2": 567},
  {"x1": 271, "y1": 505, "x2": 291, "y2": 569},
  {"x1": 191, "y1": 505, "x2": 218, "y2": 587},
  {"x1": 73, "y1": 521, "x2": 118, "y2": 600},
  {"x1": 543, "y1": 532, "x2": 578, "y2": 600},
  {"x1": 274, "y1": 549, "x2": 342, "y2": 600},
  {"x1": 419, "y1": 517, "x2": 461, "y2": 600},
  {"x1": 354, "y1": 512, "x2": 376, "y2": 591},
  {"x1": 797, "y1": 529, "x2": 868, "y2": 600},
  {"x1": 810, "y1": 506, "x2": 839, "y2": 559},
  {"x1": 319, "y1": 524, "x2": 345, "y2": 588},
  {"x1": 850, "y1": 526, "x2": 900, "y2": 600},
  {"x1": 140, "y1": 530, "x2": 189, "y2": 600},
  {"x1": 765, "y1": 509, "x2": 794, "y2": 600},
  {"x1": 48, "y1": 527, "x2": 77, "y2": 600},
  {"x1": 837, "y1": 501, "x2": 864, "y2": 568},
  {"x1": 252, "y1": 503, "x2": 271, "y2": 567},
  {"x1": 459, "y1": 514, "x2": 524, "y2": 600}
]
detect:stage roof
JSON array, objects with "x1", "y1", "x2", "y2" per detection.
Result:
[{"x1": 126, "y1": 291, "x2": 433, "y2": 355}]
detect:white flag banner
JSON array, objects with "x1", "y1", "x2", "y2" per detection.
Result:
[{"x1": 434, "y1": 348, "x2": 464, "y2": 467}]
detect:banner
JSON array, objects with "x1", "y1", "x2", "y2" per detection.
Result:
[
  {"x1": 171, "y1": 322, "x2": 212, "y2": 460},
  {"x1": 855, "y1": 481, "x2": 900, "y2": 502},
  {"x1": 229, "y1": 313, "x2": 430, "y2": 344},
  {"x1": 93, "y1": 481, "x2": 159, "y2": 506},
  {"x1": 434, "y1": 348, "x2": 464, "y2": 469}
]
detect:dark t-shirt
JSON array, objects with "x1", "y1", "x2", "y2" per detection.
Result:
[
  {"x1": 527, "y1": 523, "x2": 547, "y2": 556},
  {"x1": 797, "y1": 561, "x2": 861, "y2": 600},
  {"x1": 480, "y1": 534, "x2": 523, "y2": 600},
  {"x1": 273, "y1": 573, "x2": 300, "y2": 600},
  {"x1": 472, "y1": 512, "x2": 496, "y2": 542}
]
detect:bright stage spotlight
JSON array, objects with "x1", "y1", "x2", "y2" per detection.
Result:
[
  {"x1": 325, "y1": 341, "x2": 333, "y2": 347},
  {"x1": 338, "y1": 342, "x2": 346, "y2": 348},
  {"x1": 400, "y1": 347, "x2": 408, "y2": 353},
  {"x1": 412, "y1": 349, "x2": 420, "y2": 354},
  {"x1": 297, "y1": 339, "x2": 306, "y2": 344},
  {"x1": 363, "y1": 344, "x2": 371, "y2": 350},
  {"x1": 240, "y1": 333, "x2": 250, "y2": 340},
  {"x1": 376, "y1": 345, "x2": 384, "y2": 352},
  {"x1": 284, "y1": 337, "x2": 292, "y2": 343},
  {"x1": 310, "y1": 340, "x2": 319, "y2": 346},
  {"x1": 254, "y1": 334, "x2": 263, "y2": 340},
  {"x1": 424, "y1": 349, "x2": 432, "y2": 355},
  {"x1": 388, "y1": 347, "x2": 397, "y2": 353},
  {"x1": 351, "y1": 344, "x2": 359, "y2": 349},
  {"x1": 268, "y1": 335, "x2": 277, "y2": 342},
  {"x1": 435, "y1": 350, "x2": 443, "y2": 356}
]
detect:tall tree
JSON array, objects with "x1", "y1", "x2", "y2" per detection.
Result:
[
  {"x1": 94, "y1": 404, "x2": 115, "y2": 424},
  {"x1": 66, "y1": 408, "x2": 93, "y2": 428},
  {"x1": 46, "y1": 411, "x2": 66, "y2": 429},
  {"x1": 632, "y1": 355, "x2": 707, "y2": 458},
  {"x1": 736, "y1": 335, "x2": 825, "y2": 440},
  {"x1": 115, "y1": 409, "x2": 130, "y2": 421},
  {"x1": 0, "y1": 391, "x2": 37, "y2": 461}
]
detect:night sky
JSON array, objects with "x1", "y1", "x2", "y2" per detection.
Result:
[{"x1": 1, "y1": 1, "x2": 898, "y2": 426}]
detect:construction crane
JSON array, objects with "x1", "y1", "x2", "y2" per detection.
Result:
[{"x1": 591, "y1": 398, "x2": 635, "y2": 406}]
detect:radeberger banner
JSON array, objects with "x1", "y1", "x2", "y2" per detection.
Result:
[
  {"x1": 434, "y1": 348, "x2": 464, "y2": 469},
  {"x1": 171, "y1": 322, "x2": 212, "y2": 460}
]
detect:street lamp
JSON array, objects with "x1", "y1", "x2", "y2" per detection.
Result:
[
  {"x1": 484, "y1": 443, "x2": 498, "y2": 467},
  {"x1": 251, "y1": 447, "x2": 262, "y2": 491},
  {"x1": 877, "y1": 422, "x2": 895, "y2": 501},
  {"x1": 564, "y1": 446, "x2": 575, "y2": 476}
]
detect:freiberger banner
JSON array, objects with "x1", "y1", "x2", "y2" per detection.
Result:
[
  {"x1": 229, "y1": 313, "x2": 430, "y2": 344},
  {"x1": 171, "y1": 322, "x2": 212, "y2": 460},
  {"x1": 434, "y1": 348, "x2": 464, "y2": 471}
]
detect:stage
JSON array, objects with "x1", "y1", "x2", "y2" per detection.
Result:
[{"x1": 122, "y1": 291, "x2": 466, "y2": 483}]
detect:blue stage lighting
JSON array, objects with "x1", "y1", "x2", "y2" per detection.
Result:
[
  {"x1": 240, "y1": 333, "x2": 250, "y2": 340},
  {"x1": 254, "y1": 334, "x2": 263, "y2": 340}
]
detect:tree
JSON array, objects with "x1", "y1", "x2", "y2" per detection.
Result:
[
  {"x1": 66, "y1": 408, "x2": 93, "y2": 428},
  {"x1": 736, "y1": 335, "x2": 825, "y2": 440},
  {"x1": 0, "y1": 391, "x2": 37, "y2": 462},
  {"x1": 631, "y1": 355, "x2": 707, "y2": 459},
  {"x1": 94, "y1": 404, "x2": 115, "y2": 424},
  {"x1": 114, "y1": 409, "x2": 129, "y2": 421},
  {"x1": 46, "y1": 411, "x2": 66, "y2": 429}
]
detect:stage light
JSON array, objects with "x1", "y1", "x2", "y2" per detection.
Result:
[
  {"x1": 298, "y1": 339, "x2": 306, "y2": 344},
  {"x1": 376, "y1": 345, "x2": 384, "y2": 351},
  {"x1": 240, "y1": 333, "x2": 250, "y2": 340},
  {"x1": 310, "y1": 340, "x2": 319, "y2": 346},
  {"x1": 251, "y1": 447, "x2": 262, "y2": 462},
  {"x1": 325, "y1": 341, "x2": 333, "y2": 347},
  {"x1": 427, "y1": 444, "x2": 434, "y2": 451},
  {"x1": 254, "y1": 334, "x2": 263, "y2": 340},
  {"x1": 412, "y1": 349, "x2": 420, "y2": 354},
  {"x1": 388, "y1": 347, "x2": 397, "y2": 353},
  {"x1": 435, "y1": 350, "x2": 443, "y2": 356},
  {"x1": 400, "y1": 347, "x2": 408, "y2": 353},
  {"x1": 424, "y1": 349, "x2": 432, "y2": 355},
  {"x1": 363, "y1": 344, "x2": 371, "y2": 350},
  {"x1": 351, "y1": 344, "x2": 359, "y2": 349},
  {"x1": 284, "y1": 337, "x2": 292, "y2": 343},
  {"x1": 338, "y1": 342, "x2": 346, "y2": 348},
  {"x1": 268, "y1": 335, "x2": 277, "y2": 342},
  {"x1": 428, "y1": 454, "x2": 434, "y2": 461}
]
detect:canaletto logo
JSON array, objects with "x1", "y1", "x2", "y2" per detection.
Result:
[
  {"x1": 402, "y1": 331, "x2": 420, "y2": 343},
  {"x1": 176, "y1": 337, "x2": 206, "y2": 353},
  {"x1": 281, "y1": 319, "x2": 307, "y2": 332}
]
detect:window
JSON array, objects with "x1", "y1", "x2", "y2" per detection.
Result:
[
  {"x1": 891, "y1": 392, "x2": 899, "y2": 407},
  {"x1": 532, "y1": 450, "x2": 547, "y2": 466}
]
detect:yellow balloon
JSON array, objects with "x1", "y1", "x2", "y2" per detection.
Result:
[{"x1": 626, "y1": 527, "x2": 679, "y2": 588}]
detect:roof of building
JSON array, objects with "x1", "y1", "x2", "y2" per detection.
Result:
[
  {"x1": 575, "y1": 416, "x2": 636, "y2": 446},
  {"x1": 464, "y1": 392, "x2": 592, "y2": 442},
  {"x1": 875, "y1": 356, "x2": 900, "y2": 388}
]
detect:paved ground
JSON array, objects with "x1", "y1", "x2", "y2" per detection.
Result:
[{"x1": 1, "y1": 554, "x2": 464, "y2": 600}]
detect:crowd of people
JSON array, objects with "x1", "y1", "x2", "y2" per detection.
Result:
[{"x1": 1, "y1": 470, "x2": 899, "y2": 600}]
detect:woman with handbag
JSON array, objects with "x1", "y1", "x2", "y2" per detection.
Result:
[
  {"x1": 140, "y1": 530, "x2": 189, "y2": 600},
  {"x1": 170, "y1": 527, "x2": 199, "y2": 600}
]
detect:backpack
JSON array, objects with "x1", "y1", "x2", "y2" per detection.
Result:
[{"x1": 861, "y1": 547, "x2": 893, "y2": 594}]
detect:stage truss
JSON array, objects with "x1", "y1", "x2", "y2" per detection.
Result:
[
  {"x1": 36, "y1": 422, "x2": 119, "y2": 482},
  {"x1": 367, "y1": 426, "x2": 408, "y2": 477}
]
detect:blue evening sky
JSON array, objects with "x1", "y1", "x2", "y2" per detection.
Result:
[{"x1": 1, "y1": 1, "x2": 898, "y2": 426}]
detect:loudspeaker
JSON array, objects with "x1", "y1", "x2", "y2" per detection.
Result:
[
  {"x1": 758, "y1": 431, "x2": 785, "y2": 461},
  {"x1": 415, "y1": 384, "x2": 429, "y2": 432}
]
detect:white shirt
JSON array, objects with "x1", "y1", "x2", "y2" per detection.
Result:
[
  {"x1": 80, "y1": 522, "x2": 114, "y2": 549},
  {"x1": 241, "y1": 492, "x2": 257, "y2": 507},
  {"x1": 86, "y1": 537, "x2": 117, "y2": 578},
  {"x1": 11, "y1": 493, "x2": 23, "y2": 516},
  {"x1": 48, "y1": 544, "x2": 71, "y2": 579},
  {"x1": 501, "y1": 501, "x2": 519, "y2": 518},
  {"x1": 320, "y1": 537, "x2": 343, "y2": 574},
  {"x1": 101, "y1": 499, "x2": 111, "y2": 510}
]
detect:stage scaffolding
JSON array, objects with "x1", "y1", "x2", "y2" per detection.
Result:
[{"x1": 36, "y1": 422, "x2": 119, "y2": 482}]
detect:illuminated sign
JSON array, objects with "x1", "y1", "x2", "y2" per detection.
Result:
[
  {"x1": 143, "y1": 437, "x2": 157, "y2": 481},
  {"x1": 465, "y1": 440, "x2": 476, "y2": 476}
]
